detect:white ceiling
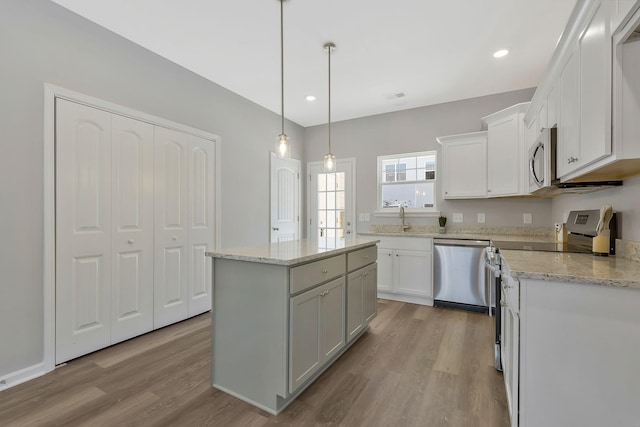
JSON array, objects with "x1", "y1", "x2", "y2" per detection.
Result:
[{"x1": 51, "y1": 0, "x2": 577, "y2": 127}]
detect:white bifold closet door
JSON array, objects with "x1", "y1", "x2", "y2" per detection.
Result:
[
  {"x1": 153, "y1": 127, "x2": 215, "y2": 329},
  {"x1": 56, "y1": 99, "x2": 214, "y2": 363},
  {"x1": 56, "y1": 99, "x2": 154, "y2": 363}
]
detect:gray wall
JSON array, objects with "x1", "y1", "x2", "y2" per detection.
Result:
[
  {"x1": 304, "y1": 88, "x2": 553, "y2": 233},
  {"x1": 551, "y1": 176, "x2": 640, "y2": 242},
  {"x1": 0, "y1": 0, "x2": 304, "y2": 378}
]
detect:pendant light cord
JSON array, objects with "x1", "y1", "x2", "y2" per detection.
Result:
[
  {"x1": 327, "y1": 44, "x2": 332, "y2": 153},
  {"x1": 280, "y1": 0, "x2": 285, "y2": 135}
]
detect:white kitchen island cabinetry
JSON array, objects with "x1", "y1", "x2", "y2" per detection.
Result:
[
  {"x1": 376, "y1": 236, "x2": 433, "y2": 306},
  {"x1": 207, "y1": 239, "x2": 378, "y2": 415},
  {"x1": 437, "y1": 131, "x2": 488, "y2": 199}
]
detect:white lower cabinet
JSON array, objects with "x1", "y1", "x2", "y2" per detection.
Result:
[
  {"x1": 376, "y1": 237, "x2": 433, "y2": 305},
  {"x1": 347, "y1": 262, "x2": 377, "y2": 343},
  {"x1": 290, "y1": 277, "x2": 345, "y2": 393},
  {"x1": 500, "y1": 262, "x2": 640, "y2": 426}
]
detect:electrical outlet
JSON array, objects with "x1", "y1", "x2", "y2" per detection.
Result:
[
  {"x1": 364, "y1": 213, "x2": 370, "y2": 222},
  {"x1": 452, "y1": 213, "x2": 464, "y2": 223},
  {"x1": 523, "y1": 213, "x2": 532, "y2": 224},
  {"x1": 477, "y1": 213, "x2": 485, "y2": 224},
  {"x1": 358, "y1": 213, "x2": 364, "y2": 221}
]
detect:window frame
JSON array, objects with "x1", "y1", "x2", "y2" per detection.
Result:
[{"x1": 375, "y1": 150, "x2": 439, "y2": 217}]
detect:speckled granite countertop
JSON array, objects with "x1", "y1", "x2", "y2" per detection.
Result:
[
  {"x1": 500, "y1": 250, "x2": 640, "y2": 289},
  {"x1": 206, "y1": 238, "x2": 378, "y2": 266},
  {"x1": 358, "y1": 231, "x2": 554, "y2": 243}
]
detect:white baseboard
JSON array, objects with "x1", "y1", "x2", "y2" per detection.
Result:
[
  {"x1": 0, "y1": 362, "x2": 49, "y2": 391},
  {"x1": 377, "y1": 292, "x2": 434, "y2": 306}
]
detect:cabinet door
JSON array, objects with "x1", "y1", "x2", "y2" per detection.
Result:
[
  {"x1": 110, "y1": 114, "x2": 155, "y2": 344},
  {"x1": 290, "y1": 286, "x2": 322, "y2": 393},
  {"x1": 579, "y1": 1, "x2": 612, "y2": 168},
  {"x1": 377, "y1": 249, "x2": 394, "y2": 292},
  {"x1": 558, "y1": 48, "x2": 581, "y2": 178},
  {"x1": 487, "y1": 115, "x2": 520, "y2": 196},
  {"x1": 395, "y1": 250, "x2": 432, "y2": 298},
  {"x1": 346, "y1": 270, "x2": 364, "y2": 343},
  {"x1": 154, "y1": 127, "x2": 190, "y2": 329},
  {"x1": 188, "y1": 135, "x2": 215, "y2": 316},
  {"x1": 547, "y1": 83, "x2": 558, "y2": 128},
  {"x1": 321, "y1": 277, "x2": 346, "y2": 361},
  {"x1": 442, "y1": 135, "x2": 487, "y2": 198},
  {"x1": 362, "y1": 263, "x2": 378, "y2": 324}
]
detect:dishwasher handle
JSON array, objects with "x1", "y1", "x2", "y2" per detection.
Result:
[{"x1": 434, "y1": 239, "x2": 491, "y2": 247}]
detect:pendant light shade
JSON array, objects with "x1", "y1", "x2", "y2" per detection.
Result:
[
  {"x1": 323, "y1": 42, "x2": 336, "y2": 172},
  {"x1": 275, "y1": 0, "x2": 291, "y2": 158}
]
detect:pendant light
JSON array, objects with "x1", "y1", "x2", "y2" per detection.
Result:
[
  {"x1": 276, "y1": 0, "x2": 290, "y2": 158},
  {"x1": 323, "y1": 42, "x2": 336, "y2": 172}
]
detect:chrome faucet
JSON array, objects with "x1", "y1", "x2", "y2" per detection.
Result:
[{"x1": 400, "y1": 206, "x2": 410, "y2": 231}]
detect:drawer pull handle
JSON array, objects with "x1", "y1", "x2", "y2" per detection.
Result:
[
  {"x1": 364, "y1": 255, "x2": 369, "y2": 259},
  {"x1": 322, "y1": 268, "x2": 328, "y2": 274},
  {"x1": 363, "y1": 272, "x2": 368, "y2": 277},
  {"x1": 128, "y1": 239, "x2": 135, "y2": 245}
]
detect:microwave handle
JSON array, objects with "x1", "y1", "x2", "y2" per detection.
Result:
[{"x1": 530, "y1": 142, "x2": 544, "y2": 187}]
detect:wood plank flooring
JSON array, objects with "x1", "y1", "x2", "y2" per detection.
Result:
[{"x1": 0, "y1": 300, "x2": 509, "y2": 426}]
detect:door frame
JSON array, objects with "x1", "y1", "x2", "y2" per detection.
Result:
[
  {"x1": 306, "y1": 157, "x2": 357, "y2": 239},
  {"x1": 43, "y1": 84, "x2": 221, "y2": 374},
  {"x1": 270, "y1": 152, "x2": 302, "y2": 242}
]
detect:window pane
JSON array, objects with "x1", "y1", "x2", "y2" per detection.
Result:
[
  {"x1": 327, "y1": 173, "x2": 336, "y2": 191},
  {"x1": 336, "y1": 210, "x2": 345, "y2": 229},
  {"x1": 318, "y1": 173, "x2": 327, "y2": 192},
  {"x1": 396, "y1": 163, "x2": 407, "y2": 181},
  {"x1": 336, "y1": 172, "x2": 345, "y2": 191},
  {"x1": 336, "y1": 190, "x2": 345, "y2": 210},
  {"x1": 418, "y1": 155, "x2": 436, "y2": 170},
  {"x1": 318, "y1": 210, "x2": 326, "y2": 227},
  {"x1": 327, "y1": 191, "x2": 336, "y2": 210},
  {"x1": 327, "y1": 211, "x2": 336, "y2": 228},
  {"x1": 381, "y1": 182, "x2": 435, "y2": 209},
  {"x1": 405, "y1": 169, "x2": 416, "y2": 181},
  {"x1": 399, "y1": 157, "x2": 416, "y2": 169},
  {"x1": 318, "y1": 192, "x2": 326, "y2": 210},
  {"x1": 384, "y1": 164, "x2": 395, "y2": 183}
]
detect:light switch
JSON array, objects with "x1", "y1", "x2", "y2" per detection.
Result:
[
  {"x1": 452, "y1": 213, "x2": 463, "y2": 223},
  {"x1": 358, "y1": 213, "x2": 365, "y2": 221},
  {"x1": 477, "y1": 213, "x2": 485, "y2": 224},
  {"x1": 364, "y1": 213, "x2": 370, "y2": 222},
  {"x1": 523, "y1": 213, "x2": 532, "y2": 224}
]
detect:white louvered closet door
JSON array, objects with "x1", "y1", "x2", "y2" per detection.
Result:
[
  {"x1": 154, "y1": 127, "x2": 190, "y2": 329},
  {"x1": 110, "y1": 114, "x2": 154, "y2": 344},
  {"x1": 188, "y1": 135, "x2": 215, "y2": 316},
  {"x1": 56, "y1": 99, "x2": 112, "y2": 363}
]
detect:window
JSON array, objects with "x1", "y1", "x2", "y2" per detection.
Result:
[{"x1": 377, "y1": 151, "x2": 437, "y2": 212}]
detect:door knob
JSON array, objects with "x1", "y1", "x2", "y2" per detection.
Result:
[{"x1": 346, "y1": 230, "x2": 351, "y2": 234}]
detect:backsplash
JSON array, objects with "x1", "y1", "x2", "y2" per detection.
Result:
[
  {"x1": 616, "y1": 239, "x2": 640, "y2": 263},
  {"x1": 370, "y1": 223, "x2": 554, "y2": 238}
]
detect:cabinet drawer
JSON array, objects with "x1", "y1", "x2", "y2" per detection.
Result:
[
  {"x1": 347, "y1": 246, "x2": 377, "y2": 272},
  {"x1": 290, "y1": 254, "x2": 346, "y2": 294}
]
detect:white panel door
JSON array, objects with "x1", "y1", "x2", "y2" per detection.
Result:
[
  {"x1": 188, "y1": 135, "x2": 215, "y2": 316},
  {"x1": 56, "y1": 99, "x2": 112, "y2": 363},
  {"x1": 154, "y1": 126, "x2": 189, "y2": 328},
  {"x1": 110, "y1": 114, "x2": 154, "y2": 344},
  {"x1": 270, "y1": 153, "x2": 300, "y2": 242}
]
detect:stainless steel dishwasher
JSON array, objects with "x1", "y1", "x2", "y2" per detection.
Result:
[{"x1": 433, "y1": 238, "x2": 490, "y2": 313}]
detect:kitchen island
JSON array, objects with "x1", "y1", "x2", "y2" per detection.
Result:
[{"x1": 206, "y1": 238, "x2": 378, "y2": 415}]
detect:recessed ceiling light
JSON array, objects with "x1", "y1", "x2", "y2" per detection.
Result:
[
  {"x1": 305, "y1": 95, "x2": 316, "y2": 101},
  {"x1": 493, "y1": 49, "x2": 509, "y2": 58}
]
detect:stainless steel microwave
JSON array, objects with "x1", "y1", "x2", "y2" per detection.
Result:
[{"x1": 528, "y1": 128, "x2": 555, "y2": 194}]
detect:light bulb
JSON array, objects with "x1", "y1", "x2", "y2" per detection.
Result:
[
  {"x1": 276, "y1": 134, "x2": 290, "y2": 158},
  {"x1": 324, "y1": 153, "x2": 335, "y2": 172}
]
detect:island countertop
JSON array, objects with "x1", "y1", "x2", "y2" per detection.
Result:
[{"x1": 206, "y1": 237, "x2": 379, "y2": 266}]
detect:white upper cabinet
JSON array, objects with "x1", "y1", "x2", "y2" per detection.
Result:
[
  {"x1": 482, "y1": 103, "x2": 530, "y2": 197},
  {"x1": 557, "y1": 47, "x2": 582, "y2": 178},
  {"x1": 437, "y1": 131, "x2": 487, "y2": 199}
]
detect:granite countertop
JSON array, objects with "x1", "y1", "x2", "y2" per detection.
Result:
[
  {"x1": 500, "y1": 250, "x2": 640, "y2": 289},
  {"x1": 206, "y1": 238, "x2": 379, "y2": 266},
  {"x1": 358, "y1": 231, "x2": 554, "y2": 243}
]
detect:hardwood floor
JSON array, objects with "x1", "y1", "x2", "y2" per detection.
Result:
[{"x1": 0, "y1": 300, "x2": 509, "y2": 426}]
